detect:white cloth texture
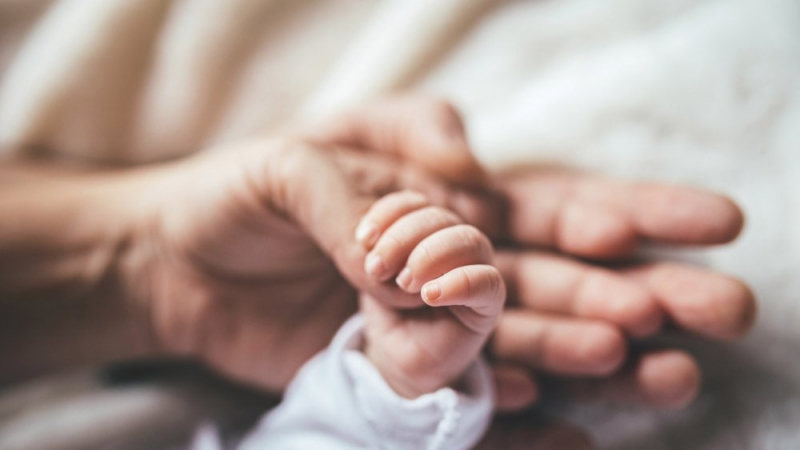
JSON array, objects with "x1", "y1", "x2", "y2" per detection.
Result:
[
  {"x1": 234, "y1": 315, "x2": 494, "y2": 450},
  {"x1": 0, "y1": 1, "x2": 799, "y2": 449}
]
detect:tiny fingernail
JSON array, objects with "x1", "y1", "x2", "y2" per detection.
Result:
[
  {"x1": 396, "y1": 267, "x2": 413, "y2": 290},
  {"x1": 365, "y1": 253, "x2": 387, "y2": 279},
  {"x1": 422, "y1": 283, "x2": 441, "y2": 303},
  {"x1": 355, "y1": 221, "x2": 379, "y2": 246}
]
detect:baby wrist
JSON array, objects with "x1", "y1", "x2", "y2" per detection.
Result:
[{"x1": 363, "y1": 341, "x2": 456, "y2": 399}]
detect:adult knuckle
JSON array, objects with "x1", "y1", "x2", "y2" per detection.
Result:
[
  {"x1": 718, "y1": 277, "x2": 757, "y2": 337},
  {"x1": 578, "y1": 325, "x2": 626, "y2": 375}
]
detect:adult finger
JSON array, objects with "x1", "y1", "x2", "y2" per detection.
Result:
[
  {"x1": 306, "y1": 96, "x2": 488, "y2": 186},
  {"x1": 562, "y1": 349, "x2": 702, "y2": 410},
  {"x1": 624, "y1": 263, "x2": 757, "y2": 340},
  {"x1": 492, "y1": 364, "x2": 540, "y2": 412},
  {"x1": 496, "y1": 250, "x2": 664, "y2": 337},
  {"x1": 242, "y1": 138, "x2": 421, "y2": 308},
  {"x1": 490, "y1": 309, "x2": 627, "y2": 376},
  {"x1": 499, "y1": 169, "x2": 745, "y2": 258},
  {"x1": 330, "y1": 147, "x2": 508, "y2": 238},
  {"x1": 497, "y1": 250, "x2": 755, "y2": 340}
]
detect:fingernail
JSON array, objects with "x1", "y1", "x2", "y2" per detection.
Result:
[
  {"x1": 355, "y1": 221, "x2": 379, "y2": 247},
  {"x1": 365, "y1": 253, "x2": 387, "y2": 279},
  {"x1": 396, "y1": 267, "x2": 413, "y2": 290},
  {"x1": 422, "y1": 283, "x2": 441, "y2": 303}
]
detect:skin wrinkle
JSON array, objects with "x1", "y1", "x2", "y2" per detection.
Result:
[
  {"x1": 548, "y1": 179, "x2": 575, "y2": 252},
  {"x1": 526, "y1": 314, "x2": 551, "y2": 370},
  {"x1": 121, "y1": 211, "x2": 162, "y2": 355},
  {"x1": 416, "y1": 242, "x2": 438, "y2": 282},
  {"x1": 468, "y1": 266, "x2": 505, "y2": 320},
  {"x1": 578, "y1": 181, "x2": 635, "y2": 255},
  {"x1": 461, "y1": 265, "x2": 475, "y2": 300},
  {"x1": 570, "y1": 267, "x2": 594, "y2": 321},
  {"x1": 496, "y1": 252, "x2": 521, "y2": 306},
  {"x1": 454, "y1": 224, "x2": 493, "y2": 263}
]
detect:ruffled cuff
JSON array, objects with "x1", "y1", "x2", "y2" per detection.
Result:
[{"x1": 339, "y1": 315, "x2": 494, "y2": 450}]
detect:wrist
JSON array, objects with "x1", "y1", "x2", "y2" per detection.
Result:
[
  {"x1": 110, "y1": 163, "x2": 191, "y2": 359},
  {"x1": 0, "y1": 165, "x2": 167, "y2": 383},
  {"x1": 54, "y1": 163, "x2": 182, "y2": 361},
  {"x1": 76, "y1": 168, "x2": 166, "y2": 360},
  {"x1": 364, "y1": 339, "x2": 459, "y2": 399}
]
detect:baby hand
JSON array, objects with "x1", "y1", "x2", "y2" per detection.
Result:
[{"x1": 355, "y1": 191, "x2": 506, "y2": 398}]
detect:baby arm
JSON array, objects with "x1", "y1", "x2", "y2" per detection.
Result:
[{"x1": 237, "y1": 191, "x2": 503, "y2": 450}]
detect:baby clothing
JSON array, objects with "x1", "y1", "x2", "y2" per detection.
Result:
[{"x1": 232, "y1": 315, "x2": 494, "y2": 450}]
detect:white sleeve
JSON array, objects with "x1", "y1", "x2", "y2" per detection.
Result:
[{"x1": 236, "y1": 314, "x2": 495, "y2": 450}]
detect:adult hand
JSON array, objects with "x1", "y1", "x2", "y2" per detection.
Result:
[{"x1": 487, "y1": 167, "x2": 756, "y2": 410}]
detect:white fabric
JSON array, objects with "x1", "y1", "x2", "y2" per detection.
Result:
[{"x1": 235, "y1": 315, "x2": 494, "y2": 450}]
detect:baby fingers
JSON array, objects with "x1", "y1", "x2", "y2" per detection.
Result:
[
  {"x1": 359, "y1": 192, "x2": 465, "y2": 282},
  {"x1": 422, "y1": 264, "x2": 506, "y2": 333},
  {"x1": 355, "y1": 190, "x2": 430, "y2": 248},
  {"x1": 398, "y1": 224, "x2": 493, "y2": 293},
  {"x1": 357, "y1": 190, "x2": 503, "y2": 331}
]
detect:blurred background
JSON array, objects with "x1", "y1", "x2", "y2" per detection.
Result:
[{"x1": 0, "y1": 0, "x2": 798, "y2": 448}]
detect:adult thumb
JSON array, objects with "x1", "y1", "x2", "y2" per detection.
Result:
[
  {"x1": 249, "y1": 138, "x2": 423, "y2": 308},
  {"x1": 305, "y1": 96, "x2": 488, "y2": 187}
]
